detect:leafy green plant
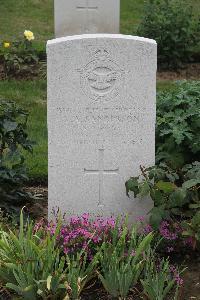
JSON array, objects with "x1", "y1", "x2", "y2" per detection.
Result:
[
  {"x1": 137, "y1": 0, "x2": 200, "y2": 69},
  {"x1": 0, "y1": 100, "x2": 34, "y2": 214},
  {"x1": 156, "y1": 81, "x2": 200, "y2": 168},
  {"x1": 125, "y1": 163, "x2": 200, "y2": 229},
  {"x1": 65, "y1": 250, "x2": 98, "y2": 300},
  {"x1": 98, "y1": 224, "x2": 153, "y2": 299},
  {"x1": 141, "y1": 254, "x2": 183, "y2": 300},
  {"x1": 0, "y1": 210, "x2": 68, "y2": 300},
  {"x1": 125, "y1": 81, "x2": 200, "y2": 243}
]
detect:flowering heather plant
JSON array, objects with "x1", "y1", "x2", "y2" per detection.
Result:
[
  {"x1": 159, "y1": 221, "x2": 181, "y2": 241},
  {"x1": 157, "y1": 220, "x2": 197, "y2": 253},
  {"x1": 136, "y1": 216, "x2": 194, "y2": 254},
  {"x1": 35, "y1": 213, "x2": 120, "y2": 259}
]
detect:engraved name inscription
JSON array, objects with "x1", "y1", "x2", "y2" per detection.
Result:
[{"x1": 56, "y1": 105, "x2": 140, "y2": 142}]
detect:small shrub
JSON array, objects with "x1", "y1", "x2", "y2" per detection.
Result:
[
  {"x1": 137, "y1": 0, "x2": 200, "y2": 69},
  {"x1": 156, "y1": 81, "x2": 200, "y2": 167},
  {"x1": 126, "y1": 163, "x2": 200, "y2": 225},
  {"x1": 0, "y1": 30, "x2": 41, "y2": 78},
  {"x1": 0, "y1": 100, "x2": 33, "y2": 214}
]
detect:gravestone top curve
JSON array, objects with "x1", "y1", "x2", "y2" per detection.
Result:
[{"x1": 47, "y1": 34, "x2": 157, "y2": 46}]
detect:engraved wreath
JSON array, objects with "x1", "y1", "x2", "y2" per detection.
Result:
[{"x1": 79, "y1": 49, "x2": 124, "y2": 101}]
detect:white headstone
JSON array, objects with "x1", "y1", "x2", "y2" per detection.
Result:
[
  {"x1": 47, "y1": 34, "x2": 157, "y2": 220},
  {"x1": 54, "y1": 0, "x2": 120, "y2": 37}
]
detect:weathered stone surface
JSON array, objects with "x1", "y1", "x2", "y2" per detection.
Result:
[
  {"x1": 54, "y1": 0, "x2": 120, "y2": 37},
  {"x1": 47, "y1": 34, "x2": 157, "y2": 220}
]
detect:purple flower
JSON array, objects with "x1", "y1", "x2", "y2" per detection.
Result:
[
  {"x1": 131, "y1": 250, "x2": 136, "y2": 257},
  {"x1": 170, "y1": 265, "x2": 177, "y2": 273},
  {"x1": 136, "y1": 216, "x2": 145, "y2": 223},
  {"x1": 167, "y1": 246, "x2": 174, "y2": 253},
  {"x1": 175, "y1": 274, "x2": 184, "y2": 286},
  {"x1": 159, "y1": 221, "x2": 178, "y2": 240},
  {"x1": 143, "y1": 224, "x2": 153, "y2": 234},
  {"x1": 170, "y1": 265, "x2": 183, "y2": 286},
  {"x1": 70, "y1": 216, "x2": 80, "y2": 225},
  {"x1": 48, "y1": 213, "x2": 119, "y2": 257},
  {"x1": 183, "y1": 237, "x2": 193, "y2": 247}
]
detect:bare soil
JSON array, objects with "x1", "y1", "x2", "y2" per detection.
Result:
[
  {"x1": 24, "y1": 185, "x2": 48, "y2": 220},
  {"x1": 157, "y1": 63, "x2": 200, "y2": 81},
  {"x1": 0, "y1": 62, "x2": 45, "y2": 80}
]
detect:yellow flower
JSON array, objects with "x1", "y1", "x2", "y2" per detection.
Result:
[
  {"x1": 24, "y1": 30, "x2": 34, "y2": 41},
  {"x1": 3, "y1": 42, "x2": 10, "y2": 48}
]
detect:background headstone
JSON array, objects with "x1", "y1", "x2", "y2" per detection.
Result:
[
  {"x1": 54, "y1": 0, "x2": 120, "y2": 37},
  {"x1": 47, "y1": 34, "x2": 157, "y2": 220}
]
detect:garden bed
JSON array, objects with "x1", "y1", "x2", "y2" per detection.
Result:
[
  {"x1": 157, "y1": 63, "x2": 200, "y2": 81},
  {"x1": 81, "y1": 259, "x2": 200, "y2": 300},
  {"x1": 22, "y1": 183, "x2": 200, "y2": 300},
  {"x1": 1, "y1": 62, "x2": 200, "y2": 81}
]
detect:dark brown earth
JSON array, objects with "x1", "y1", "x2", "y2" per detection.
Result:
[
  {"x1": 0, "y1": 61, "x2": 46, "y2": 80},
  {"x1": 157, "y1": 63, "x2": 200, "y2": 81},
  {"x1": 24, "y1": 185, "x2": 48, "y2": 220}
]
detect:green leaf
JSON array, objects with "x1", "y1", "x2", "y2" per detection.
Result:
[
  {"x1": 139, "y1": 181, "x2": 151, "y2": 197},
  {"x1": 150, "y1": 189, "x2": 165, "y2": 206},
  {"x1": 149, "y1": 207, "x2": 168, "y2": 229},
  {"x1": 156, "y1": 181, "x2": 176, "y2": 193},
  {"x1": 182, "y1": 179, "x2": 200, "y2": 189},
  {"x1": 3, "y1": 120, "x2": 18, "y2": 132},
  {"x1": 125, "y1": 177, "x2": 139, "y2": 197},
  {"x1": 6, "y1": 283, "x2": 22, "y2": 294},
  {"x1": 189, "y1": 204, "x2": 200, "y2": 209},
  {"x1": 168, "y1": 188, "x2": 187, "y2": 208}
]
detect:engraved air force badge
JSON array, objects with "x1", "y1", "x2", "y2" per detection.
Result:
[{"x1": 79, "y1": 49, "x2": 125, "y2": 101}]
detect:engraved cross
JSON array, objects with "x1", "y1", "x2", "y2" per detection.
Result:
[
  {"x1": 84, "y1": 149, "x2": 119, "y2": 207},
  {"x1": 76, "y1": 0, "x2": 98, "y2": 32},
  {"x1": 76, "y1": 0, "x2": 98, "y2": 11}
]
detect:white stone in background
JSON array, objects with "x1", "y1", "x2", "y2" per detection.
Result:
[
  {"x1": 54, "y1": 0, "x2": 120, "y2": 37},
  {"x1": 47, "y1": 34, "x2": 157, "y2": 221}
]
